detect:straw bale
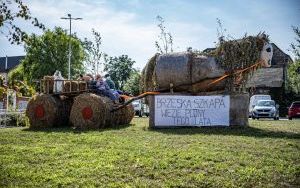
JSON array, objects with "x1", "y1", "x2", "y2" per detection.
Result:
[
  {"x1": 70, "y1": 93, "x2": 135, "y2": 129},
  {"x1": 42, "y1": 76, "x2": 54, "y2": 94},
  {"x1": 70, "y1": 93, "x2": 107, "y2": 129},
  {"x1": 63, "y1": 81, "x2": 87, "y2": 92},
  {"x1": 26, "y1": 94, "x2": 72, "y2": 128},
  {"x1": 140, "y1": 53, "x2": 159, "y2": 93}
]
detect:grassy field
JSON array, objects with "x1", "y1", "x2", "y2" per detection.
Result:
[{"x1": 0, "y1": 118, "x2": 299, "y2": 187}]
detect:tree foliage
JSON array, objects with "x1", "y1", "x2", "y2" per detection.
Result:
[
  {"x1": 155, "y1": 15, "x2": 173, "y2": 54},
  {"x1": 104, "y1": 55, "x2": 135, "y2": 90},
  {"x1": 287, "y1": 26, "x2": 300, "y2": 94},
  {"x1": 123, "y1": 69, "x2": 141, "y2": 96},
  {"x1": 287, "y1": 60, "x2": 300, "y2": 93},
  {"x1": 82, "y1": 29, "x2": 104, "y2": 75},
  {"x1": 22, "y1": 27, "x2": 85, "y2": 81},
  {"x1": 8, "y1": 64, "x2": 24, "y2": 83},
  {"x1": 0, "y1": 0, "x2": 45, "y2": 44},
  {"x1": 290, "y1": 26, "x2": 300, "y2": 58}
]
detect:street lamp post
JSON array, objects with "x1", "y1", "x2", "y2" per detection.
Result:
[{"x1": 61, "y1": 14, "x2": 82, "y2": 80}]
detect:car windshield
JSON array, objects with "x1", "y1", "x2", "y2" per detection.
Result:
[{"x1": 256, "y1": 100, "x2": 275, "y2": 107}]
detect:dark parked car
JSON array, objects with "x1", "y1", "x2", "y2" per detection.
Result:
[{"x1": 288, "y1": 101, "x2": 300, "y2": 120}]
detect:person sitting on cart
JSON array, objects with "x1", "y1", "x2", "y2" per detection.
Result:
[
  {"x1": 95, "y1": 74, "x2": 119, "y2": 103},
  {"x1": 104, "y1": 73, "x2": 124, "y2": 95},
  {"x1": 79, "y1": 74, "x2": 93, "y2": 81}
]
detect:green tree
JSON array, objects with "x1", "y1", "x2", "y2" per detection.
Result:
[
  {"x1": 287, "y1": 26, "x2": 300, "y2": 94},
  {"x1": 0, "y1": 0, "x2": 45, "y2": 44},
  {"x1": 290, "y1": 26, "x2": 300, "y2": 58},
  {"x1": 22, "y1": 27, "x2": 85, "y2": 81},
  {"x1": 104, "y1": 55, "x2": 135, "y2": 90},
  {"x1": 8, "y1": 65, "x2": 24, "y2": 83},
  {"x1": 82, "y1": 29, "x2": 104, "y2": 75},
  {"x1": 123, "y1": 70, "x2": 141, "y2": 96},
  {"x1": 287, "y1": 61, "x2": 300, "y2": 93}
]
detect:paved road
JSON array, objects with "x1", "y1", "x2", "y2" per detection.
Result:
[{"x1": 250, "y1": 117, "x2": 300, "y2": 121}]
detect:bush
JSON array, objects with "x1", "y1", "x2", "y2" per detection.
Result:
[{"x1": 0, "y1": 113, "x2": 29, "y2": 127}]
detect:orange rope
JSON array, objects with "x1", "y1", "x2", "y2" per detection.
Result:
[
  {"x1": 207, "y1": 74, "x2": 229, "y2": 86},
  {"x1": 120, "y1": 91, "x2": 160, "y2": 100},
  {"x1": 207, "y1": 61, "x2": 261, "y2": 87}
]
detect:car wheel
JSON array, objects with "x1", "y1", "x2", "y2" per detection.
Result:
[
  {"x1": 273, "y1": 117, "x2": 277, "y2": 120},
  {"x1": 251, "y1": 116, "x2": 255, "y2": 120},
  {"x1": 288, "y1": 117, "x2": 292, "y2": 120},
  {"x1": 257, "y1": 117, "x2": 260, "y2": 120}
]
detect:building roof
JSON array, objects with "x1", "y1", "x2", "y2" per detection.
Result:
[
  {"x1": 0, "y1": 56, "x2": 25, "y2": 73},
  {"x1": 246, "y1": 68, "x2": 284, "y2": 88},
  {"x1": 270, "y1": 43, "x2": 293, "y2": 67}
]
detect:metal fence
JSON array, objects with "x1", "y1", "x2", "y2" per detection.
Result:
[{"x1": 0, "y1": 108, "x2": 26, "y2": 127}]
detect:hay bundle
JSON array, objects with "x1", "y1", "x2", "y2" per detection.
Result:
[
  {"x1": 141, "y1": 35, "x2": 268, "y2": 93},
  {"x1": 70, "y1": 93, "x2": 135, "y2": 129},
  {"x1": 26, "y1": 94, "x2": 72, "y2": 128},
  {"x1": 121, "y1": 104, "x2": 135, "y2": 125},
  {"x1": 64, "y1": 81, "x2": 78, "y2": 92},
  {"x1": 212, "y1": 35, "x2": 267, "y2": 91},
  {"x1": 42, "y1": 76, "x2": 54, "y2": 94},
  {"x1": 105, "y1": 102, "x2": 134, "y2": 127},
  {"x1": 78, "y1": 81, "x2": 87, "y2": 91},
  {"x1": 97, "y1": 97, "x2": 134, "y2": 127},
  {"x1": 141, "y1": 53, "x2": 160, "y2": 104},
  {"x1": 140, "y1": 53, "x2": 160, "y2": 94},
  {"x1": 64, "y1": 81, "x2": 87, "y2": 92},
  {"x1": 70, "y1": 93, "x2": 107, "y2": 129}
]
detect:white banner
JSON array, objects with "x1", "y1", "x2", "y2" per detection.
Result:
[{"x1": 154, "y1": 95, "x2": 230, "y2": 126}]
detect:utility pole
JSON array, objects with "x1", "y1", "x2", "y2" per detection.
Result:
[{"x1": 61, "y1": 14, "x2": 82, "y2": 79}]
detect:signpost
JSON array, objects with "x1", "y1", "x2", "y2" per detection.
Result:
[{"x1": 154, "y1": 95, "x2": 230, "y2": 127}]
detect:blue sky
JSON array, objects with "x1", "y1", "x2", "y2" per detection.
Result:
[{"x1": 0, "y1": 0, "x2": 299, "y2": 69}]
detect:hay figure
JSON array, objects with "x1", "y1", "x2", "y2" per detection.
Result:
[
  {"x1": 70, "y1": 93, "x2": 134, "y2": 129},
  {"x1": 53, "y1": 70, "x2": 64, "y2": 93},
  {"x1": 26, "y1": 94, "x2": 72, "y2": 128},
  {"x1": 212, "y1": 35, "x2": 271, "y2": 91},
  {"x1": 140, "y1": 34, "x2": 273, "y2": 94}
]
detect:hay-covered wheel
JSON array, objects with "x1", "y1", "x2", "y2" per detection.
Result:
[
  {"x1": 70, "y1": 93, "x2": 108, "y2": 129},
  {"x1": 70, "y1": 93, "x2": 135, "y2": 129},
  {"x1": 102, "y1": 97, "x2": 135, "y2": 127},
  {"x1": 26, "y1": 94, "x2": 71, "y2": 128},
  {"x1": 118, "y1": 104, "x2": 135, "y2": 125}
]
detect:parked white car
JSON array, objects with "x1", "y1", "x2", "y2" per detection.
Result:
[
  {"x1": 251, "y1": 100, "x2": 279, "y2": 120},
  {"x1": 249, "y1": 95, "x2": 271, "y2": 117},
  {"x1": 132, "y1": 100, "x2": 149, "y2": 117}
]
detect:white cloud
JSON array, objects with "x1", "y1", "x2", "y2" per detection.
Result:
[
  {"x1": 23, "y1": 0, "x2": 160, "y2": 68},
  {"x1": 1, "y1": 0, "x2": 217, "y2": 69},
  {"x1": 3, "y1": 0, "x2": 294, "y2": 71}
]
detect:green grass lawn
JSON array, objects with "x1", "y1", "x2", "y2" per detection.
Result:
[{"x1": 0, "y1": 118, "x2": 299, "y2": 187}]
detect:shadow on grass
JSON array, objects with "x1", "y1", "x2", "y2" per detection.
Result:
[
  {"x1": 149, "y1": 126, "x2": 300, "y2": 139},
  {"x1": 22, "y1": 124, "x2": 132, "y2": 134},
  {"x1": 21, "y1": 124, "x2": 299, "y2": 139}
]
